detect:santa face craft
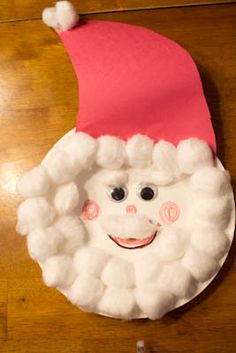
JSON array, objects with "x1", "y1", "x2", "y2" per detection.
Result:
[{"x1": 16, "y1": 1, "x2": 235, "y2": 320}]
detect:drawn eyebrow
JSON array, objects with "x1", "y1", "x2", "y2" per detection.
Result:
[{"x1": 100, "y1": 171, "x2": 128, "y2": 186}]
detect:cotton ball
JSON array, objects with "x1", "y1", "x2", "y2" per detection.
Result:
[
  {"x1": 182, "y1": 247, "x2": 219, "y2": 282},
  {"x1": 27, "y1": 227, "x2": 64, "y2": 262},
  {"x1": 156, "y1": 227, "x2": 188, "y2": 262},
  {"x1": 42, "y1": 7, "x2": 59, "y2": 28},
  {"x1": 126, "y1": 134, "x2": 154, "y2": 168},
  {"x1": 158, "y1": 263, "x2": 196, "y2": 298},
  {"x1": 135, "y1": 253, "x2": 161, "y2": 287},
  {"x1": 151, "y1": 171, "x2": 173, "y2": 186},
  {"x1": 16, "y1": 197, "x2": 56, "y2": 235},
  {"x1": 17, "y1": 165, "x2": 50, "y2": 198},
  {"x1": 42, "y1": 255, "x2": 75, "y2": 288},
  {"x1": 135, "y1": 285, "x2": 176, "y2": 319},
  {"x1": 69, "y1": 275, "x2": 104, "y2": 309},
  {"x1": 74, "y1": 247, "x2": 110, "y2": 277},
  {"x1": 96, "y1": 136, "x2": 125, "y2": 169},
  {"x1": 54, "y1": 215, "x2": 85, "y2": 252},
  {"x1": 152, "y1": 140, "x2": 178, "y2": 176},
  {"x1": 98, "y1": 288, "x2": 136, "y2": 319},
  {"x1": 191, "y1": 227, "x2": 230, "y2": 261},
  {"x1": 62, "y1": 132, "x2": 96, "y2": 169},
  {"x1": 46, "y1": 151, "x2": 81, "y2": 184},
  {"x1": 193, "y1": 196, "x2": 231, "y2": 229},
  {"x1": 101, "y1": 258, "x2": 134, "y2": 289},
  {"x1": 56, "y1": 1, "x2": 79, "y2": 31},
  {"x1": 190, "y1": 167, "x2": 231, "y2": 198},
  {"x1": 54, "y1": 182, "x2": 79, "y2": 214},
  {"x1": 177, "y1": 138, "x2": 213, "y2": 174}
]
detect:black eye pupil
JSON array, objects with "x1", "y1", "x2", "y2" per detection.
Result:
[
  {"x1": 140, "y1": 187, "x2": 155, "y2": 200},
  {"x1": 111, "y1": 187, "x2": 125, "y2": 201}
]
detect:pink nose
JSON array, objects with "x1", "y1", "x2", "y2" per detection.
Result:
[{"x1": 126, "y1": 205, "x2": 137, "y2": 214}]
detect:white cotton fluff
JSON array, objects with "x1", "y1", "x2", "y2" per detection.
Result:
[
  {"x1": 193, "y1": 196, "x2": 231, "y2": 229},
  {"x1": 54, "y1": 215, "x2": 85, "y2": 252},
  {"x1": 98, "y1": 288, "x2": 136, "y2": 319},
  {"x1": 126, "y1": 134, "x2": 154, "y2": 168},
  {"x1": 73, "y1": 247, "x2": 110, "y2": 277},
  {"x1": 46, "y1": 151, "x2": 81, "y2": 184},
  {"x1": 191, "y1": 227, "x2": 230, "y2": 261},
  {"x1": 152, "y1": 140, "x2": 178, "y2": 176},
  {"x1": 56, "y1": 1, "x2": 79, "y2": 31},
  {"x1": 101, "y1": 258, "x2": 134, "y2": 289},
  {"x1": 27, "y1": 227, "x2": 64, "y2": 262},
  {"x1": 53, "y1": 182, "x2": 79, "y2": 214},
  {"x1": 16, "y1": 197, "x2": 56, "y2": 235},
  {"x1": 177, "y1": 138, "x2": 214, "y2": 174},
  {"x1": 151, "y1": 171, "x2": 173, "y2": 186},
  {"x1": 157, "y1": 263, "x2": 196, "y2": 298},
  {"x1": 182, "y1": 247, "x2": 219, "y2": 282},
  {"x1": 135, "y1": 285, "x2": 176, "y2": 319},
  {"x1": 42, "y1": 255, "x2": 75, "y2": 288},
  {"x1": 100, "y1": 170, "x2": 128, "y2": 186},
  {"x1": 156, "y1": 227, "x2": 188, "y2": 262},
  {"x1": 134, "y1": 253, "x2": 161, "y2": 287},
  {"x1": 190, "y1": 167, "x2": 231, "y2": 198},
  {"x1": 99, "y1": 214, "x2": 157, "y2": 239},
  {"x1": 96, "y1": 136, "x2": 125, "y2": 170},
  {"x1": 62, "y1": 132, "x2": 97, "y2": 170},
  {"x1": 17, "y1": 165, "x2": 50, "y2": 198},
  {"x1": 69, "y1": 275, "x2": 104, "y2": 309},
  {"x1": 42, "y1": 1, "x2": 79, "y2": 31}
]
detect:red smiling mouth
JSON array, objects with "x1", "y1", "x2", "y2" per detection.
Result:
[{"x1": 108, "y1": 231, "x2": 157, "y2": 249}]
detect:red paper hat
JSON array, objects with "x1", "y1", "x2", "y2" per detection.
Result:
[{"x1": 56, "y1": 20, "x2": 216, "y2": 152}]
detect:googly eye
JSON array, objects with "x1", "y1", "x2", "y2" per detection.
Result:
[
  {"x1": 137, "y1": 184, "x2": 157, "y2": 201},
  {"x1": 108, "y1": 186, "x2": 128, "y2": 202}
]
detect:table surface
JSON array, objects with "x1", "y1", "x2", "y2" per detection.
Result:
[{"x1": 0, "y1": 1, "x2": 235, "y2": 352}]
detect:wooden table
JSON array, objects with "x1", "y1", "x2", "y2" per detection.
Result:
[{"x1": 0, "y1": 1, "x2": 235, "y2": 352}]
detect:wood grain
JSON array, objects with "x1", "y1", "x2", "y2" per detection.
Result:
[
  {"x1": 0, "y1": 0, "x2": 235, "y2": 21},
  {"x1": 0, "y1": 2, "x2": 235, "y2": 353}
]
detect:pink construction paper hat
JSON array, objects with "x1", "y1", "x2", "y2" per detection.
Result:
[{"x1": 58, "y1": 20, "x2": 216, "y2": 152}]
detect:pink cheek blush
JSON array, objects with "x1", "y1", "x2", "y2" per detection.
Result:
[
  {"x1": 159, "y1": 201, "x2": 180, "y2": 225},
  {"x1": 82, "y1": 200, "x2": 100, "y2": 220}
]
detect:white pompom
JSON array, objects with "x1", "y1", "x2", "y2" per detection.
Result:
[
  {"x1": 152, "y1": 140, "x2": 178, "y2": 175},
  {"x1": 42, "y1": 255, "x2": 75, "y2": 288},
  {"x1": 16, "y1": 198, "x2": 56, "y2": 235},
  {"x1": 156, "y1": 227, "x2": 188, "y2": 262},
  {"x1": 193, "y1": 196, "x2": 231, "y2": 229},
  {"x1": 42, "y1": 7, "x2": 59, "y2": 28},
  {"x1": 158, "y1": 263, "x2": 196, "y2": 298},
  {"x1": 177, "y1": 138, "x2": 214, "y2": 174},
  {"x1": 54, "y1": 215, "x2": 85, "y2": 252},
  {"x1": 56, "y1": 1, "x2": 79, "y2": 31},
  {"x1": 27, "y1": 227, "x2": 64, "y2": 262},
  {"x1": 135, "y1": 285, "x2": 176, "y2": 319},
  {"x1": 101, "y1": 258, "x2": 134, "y2": 289},
  {"x1": 17, "y1": 165, "x2": 50, "y2": 198},
  {"x1": 191, "y1": 227, "x2": 230, "y2": 261},
  {"x1": 126, "y1": 134, "x2": 154, "y2": 168},
  {"x1": 98, "y1": 288, "x2": 135, "y2": 319},
  {"x1": 69, "y1": 275, "x2": 104, "y2": 309},
  {"x1": 62, "y1": 132, "x2": 97, "y2": 169},
  {"x1": 96, "y1": 136, "x2": 125, "y2": 170},
  {"x1": 190, "y1": 166, "x2": 231, "y2": 197},
  {"x1": 54, "y1": 182, "x2": 79, "y2": 214},
  {"x1": 73, "y1": 247, "x2": 110, "y2": 277},
  {"x1": 134, "y1": 253, "x2": 161, "y2": 287},
  {"x1": 42, "y1": 1, "x2": 79, "y2": 31},
  {"x1": 182, "y1": 247, "x2": 219, "y2": 282},
  {"x1": 46, "y1": 151, "x2": 81, "y2": 184}
]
